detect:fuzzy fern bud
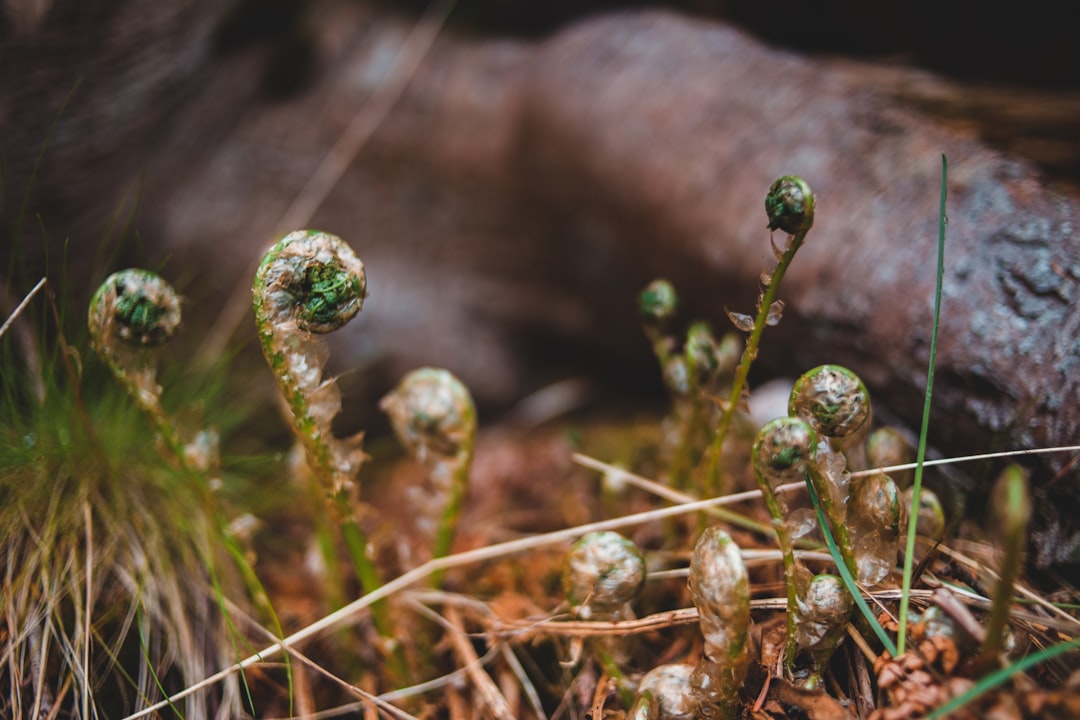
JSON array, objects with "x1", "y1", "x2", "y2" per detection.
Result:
[
  {"x1": 765, "y1": 176, "x2": 815, "y2": 235},
  {"x1": 89, "y1": 269, "x2": 181, "y2": 349},
  {"x1": 630, "y1": 664, "x2": 696, "y2": 720},
  {"x1": 789, "y1": 365, "x2": 871, "y2": 439},
  {"x1": 753, "y1": 416, "x2": 819, "y2": 492},
  {"x1": 904, "y1": 485, "x2": 945, "y2": 539},
  {"x1": 381, "y1": 367, "x2": 476, "y2": 564},
  {"x1": 639, "y1": 278, "x2": 679, "y2": 325},
  {"x1": 562, "y1": 531, "x2": 645, "y2": 619}
]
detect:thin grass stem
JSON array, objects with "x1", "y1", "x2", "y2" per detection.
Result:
[
  {"x1": 848, "y1": 444, "x2": 1080, "y2": 478},
  {"x1": 898, "y1": 154, "x2": 947, "y2": 655}
]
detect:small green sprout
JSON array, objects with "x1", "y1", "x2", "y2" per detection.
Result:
[
  {"x1": 639, "y1": 278, "x2": 679, "y2": 327},
  {"x1": 979, "y1": 464, "x2": 1031, "y2": 666},
  {"x1": 638, "y1": 279, "x2": 737, "y2": 488}
]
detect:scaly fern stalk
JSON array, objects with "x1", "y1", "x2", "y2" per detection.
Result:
[
  {"x1": 804, "y1": 458, "x2": 857, "y2": 576},
  {"x1": 687, "y1": 527, "x2": 750, "y2": 719},
  {"x1": 702, "y1": 176, "x2": 814, "y2": 494},
  {"x1": 627, "y1": 528, "x2": 750, "y2": 719},
  {"x1": 251, "y1": 230, "x2": 381, "y2": 599},
  {"x1": 752, "y1": 416, "x2": 818, "y2": 673}
]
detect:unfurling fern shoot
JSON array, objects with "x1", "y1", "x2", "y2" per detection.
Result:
[
  {"x1": 687, "y1": 527, "x2": 750, "y2": 719},
  {"x1": 796, "y1": 573, "x2": 853, "y2": 688},
  {"x1": 752, "y1": 416, "x2": 818, "y2": 672},
  {"x1": 628, "y1": 528, "x2": 750, "y2": 719},
  {"x1": 381, "y1": 367, "x2": 476, "y2": 568},
  {"x1": 979, "y1": 464, "x2": 1031, "y2": 666},
  {"x1": 253, "y1": 230, "x2": 366, "y2": 499},
  {"x1": 629, "y1": 663, "x2": 696, "y2": 720},
  {"x1": 703, "y1": 176, "x2": 815, "y2": 493},
  {"x1": 88, "y1": 269, "x2": 214, "y2": 469},
  {"x1": 562, "y1": 531, "x2": 646, "y2": 620},
  {"x1": 563, "y1": 531, "x2": 646, "y2": 704},
  {"x1": 789, "y1": 364, "x2": 870, "y2": 575},
  {"x1": 252, "y1": 230, "x2": 381, "y2": 595},
  {"x1": 639, "y1": 278, "x2": 737, "y2": 488},
  {"x1": 789, "y1": 364, "x2": 871, "y2": 443}
]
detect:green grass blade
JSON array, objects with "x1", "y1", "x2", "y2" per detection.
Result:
[
  {"x1": 926, "y1": 635, "x2": 1080, "y2": 719},
  {"x1": 805, "y1": 474, "x2": 898, "y2": 657},
  {"x1": 898, "y1": 154, "x2": 947, "y2": 655}
]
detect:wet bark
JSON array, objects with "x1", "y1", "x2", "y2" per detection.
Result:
[{"x1": 514, "y1": 14, "x2": 1080, "y2": 564}]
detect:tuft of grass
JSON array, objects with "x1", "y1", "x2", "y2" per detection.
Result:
[{"x1": 1, "y1": 279, "x2": 260, "y2": 718}]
